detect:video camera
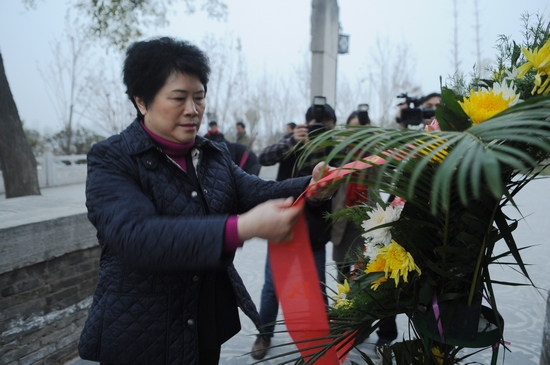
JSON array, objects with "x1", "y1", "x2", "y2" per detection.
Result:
[
  {"x1": 396, "y1": 93, "x2": 436, "y2": 127},
  {"x1": 308, "y1": 95, "x2": 328, "y2": 137}
]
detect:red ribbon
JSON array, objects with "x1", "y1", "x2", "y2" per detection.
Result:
[
  {"x1": 268, "y1": 154, "x2": 393, "y2": 364},
  {"x1": 269, "y1": 207, "x2": 339, "y2": 364}
]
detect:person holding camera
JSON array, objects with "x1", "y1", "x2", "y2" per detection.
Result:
[
  {"x1": 250, "y1": 101, "x2": 337, "y2": 360},
  {"x1": 396, "y1": 92, "x2": 441, "y2": 130},
  {"x1": 377, "y1": 93, "x2": 443, "y2": 349}
]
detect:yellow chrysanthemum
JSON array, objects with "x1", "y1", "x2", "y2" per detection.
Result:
[
  {"x1": 333, "y1": 279, "x2": 350, "y2": 299},
  {"x1": 517, "y1": 38, "x2": 550, "y2": 95},
  {"x1": 334, "y1": 298, "x2": 354, "y2": 310},
  {"x1": 364, "y1": 241, "x2": 421, "y2": 290},
  {"x1": 431, "y1": 346, "x2": 445, "y2": 365},
  {"x1": 377, "y1": 240, "x2": 422, "y2": 287},
  {"x1": 458, "y1": 83, "x2": 519, "y2": 124},
  {"x1": 365, "y1": 257, "x2": 388, "y2": 290}
]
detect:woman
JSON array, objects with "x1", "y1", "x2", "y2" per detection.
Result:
[
  {"x1": 331, "y1": 111, "x2": 376, "y2": 283},
  {"x1": 78, "y1": 36, "x2": 334, "y2": 365}
]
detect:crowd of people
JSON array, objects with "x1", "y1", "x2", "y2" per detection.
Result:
[{"x1": 77, "y1": 35, "x2": 442, "y2": 365}]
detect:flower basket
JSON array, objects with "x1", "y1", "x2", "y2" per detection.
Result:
[{"x1": 286, "y1": 17, "x2": 549, "y2": 364}]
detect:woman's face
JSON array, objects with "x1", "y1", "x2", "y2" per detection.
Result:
[
  {"x1": 348, "y1": 116, "x2": 360, "y2": 126},
  {"x1": 135, "y1": 72, "x2": 206, "y2": 144}
]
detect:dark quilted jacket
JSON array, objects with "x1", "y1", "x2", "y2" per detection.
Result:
[{"x1": 78, "y1": 120, "x2": 310, "y2": 365}]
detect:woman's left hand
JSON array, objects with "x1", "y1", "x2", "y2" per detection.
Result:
[{"x1": 306, "y1": 162, "x2": 339, "y2": 202}]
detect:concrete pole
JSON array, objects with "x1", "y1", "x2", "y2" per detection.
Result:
[
  {"x1": 310, "y1": 0, "x2": 339, "y2": 108},
  {"x1": 541, "y1": 290, "x2": 550, "y2": 365}
]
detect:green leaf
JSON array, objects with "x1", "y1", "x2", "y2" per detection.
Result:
[
  {"x1": 436, "y1": 87, "x2": 472, "y2": 132},
  {"x1": 482, "y1": 152, "x2": 504, "y2": 199}
]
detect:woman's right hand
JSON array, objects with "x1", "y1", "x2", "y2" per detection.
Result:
[{"x1": 237, "y1": 197, "x2": 304, "y2": 242}]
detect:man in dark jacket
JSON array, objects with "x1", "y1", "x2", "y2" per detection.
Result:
[
  {"x1": 250, "y1": 103, "x2": 337, "y2": 360},
  {"x1": 224, "y1": 140, "x2": 261, "y2": 176},
  {"x1": 78, "y1": 36, "x2": 336, "y2": 365},
  {"x1": 204, "y1": 120, "x2": 225, "y2": 142}
]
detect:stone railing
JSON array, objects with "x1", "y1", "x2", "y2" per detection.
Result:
[{"x1": 0, "y1": 149, "x2": 87, "y2": 194}]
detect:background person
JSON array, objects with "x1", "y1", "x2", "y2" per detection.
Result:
[
  {"x1": 251, "y1": 103, "x2": 338, "y2": 360},
  {"x1": 235, "y1": 120, "x2": 251, "y2": 146},
  {"x1": 331, "y1": 110, "x2": 377, "y2": 283},
  {"x1": 78, "y1": 36, "x2": 336, "y2": 365},
  {"x1": 204, "y1": 120, "x2": 225, "y2": 142},
  {"x1": 285, "y1": 122, "x2": 297, "y2": 136},
  {"x1": 378, "y1": 93, "x2": 444, "y2": 348},
  {"x1": 396, "y1": 92, "x2": 441, "y2": 130},
  {"x1": 223, "y1": 139, "x2": 261, "y2": 176}
]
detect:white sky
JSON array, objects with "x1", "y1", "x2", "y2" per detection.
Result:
[{"x1": 1, "y1": 0, "x2": 549, "y2": 135}]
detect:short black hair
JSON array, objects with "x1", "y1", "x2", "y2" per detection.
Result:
[
  {"x1": 346, "y1": 111, "x2": 359, "y2": 125},
  {"x1": 421, "y1": 92, "x2": 441, "y2": 104},
  {"x1": 208, "y1": 121, "x2": 218, "y2": 127},
  {"x1": 236, "y1": 121, "x2": 246, "y2": 129},
  {"x1": 287, "y1": 122, "x2": 297, "y2": 130},
  {"x1": 123, "y1": 36, "x2": 211, "y2": 119},
  {"x1": 305, "y1": 104, "x2": 337, "y2": 123}
]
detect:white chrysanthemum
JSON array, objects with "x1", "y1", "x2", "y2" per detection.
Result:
[
  {"x1": 503, "y1": 67, "x2": 520, "y2": 82},
  {"x1": 386, "y1": 204, "x2": 403, "y2": 221},
  {"x1": 364, "y1": 241, "x2": 385, "y2": 262},
  {"x1": 361, "y1": 203, "x2": 403, "y2": 245},
  {"x1": 492, "y1": 81, "x2": 521, "y2": 106}
]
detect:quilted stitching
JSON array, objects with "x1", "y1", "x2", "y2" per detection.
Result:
[{"x1": 100, "y1": 293, "x2": 169, "y2": 364}]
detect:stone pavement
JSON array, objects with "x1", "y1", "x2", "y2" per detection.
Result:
[{"x1": 43, "y1": 165, "x2": 548, "y2": 365}]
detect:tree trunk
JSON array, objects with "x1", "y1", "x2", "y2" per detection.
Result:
[{"x1": 0, "y1": 52, "x2": 40, "y2": 198}]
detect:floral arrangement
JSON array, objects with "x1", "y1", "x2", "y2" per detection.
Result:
[{"x1": 295, "y1": 14, "x2": 550, "y2": 365}]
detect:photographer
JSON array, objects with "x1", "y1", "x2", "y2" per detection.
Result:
[
  {"x1": 251, "y1": 99, "x2": 337, "y2": 360},
  {"x1": 396, "y1": 92, "x2": 441, "y2": 130}
]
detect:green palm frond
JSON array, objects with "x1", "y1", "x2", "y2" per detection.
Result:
[{"x1": 298, "y1": 95, "x2": 550, "y2": 214}]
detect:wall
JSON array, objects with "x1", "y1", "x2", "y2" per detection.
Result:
[
  {"x1": 0, "y1": 152, "x2": 87, "y2": 195},
  {"x1": 0, "y1": 196, "x2": 98, "y2": 364}
]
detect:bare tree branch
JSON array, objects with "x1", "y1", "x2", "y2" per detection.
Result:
[
  {"x1": 201, "y1": 32, "x2": 249, "y2": 135},
  {"x1": 38, "y1": 13, "x2": 94, "y2": 154},
  {"x1": 366, "y1": 37, "x2": 420, "y2": 128},
  {"x1": 82, "y1": 62, "x2": 136, "y2": 135}
]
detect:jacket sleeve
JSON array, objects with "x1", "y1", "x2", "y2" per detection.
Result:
[
  {"x1": 258, "y1": 134, "x2": 297, "y2": 166},
  {"x1": 226, "y1": 154, "x2": 310, "y2": 214},
  {"x1": 85, "y1": 139, "x2": 230, "y2": 271}
]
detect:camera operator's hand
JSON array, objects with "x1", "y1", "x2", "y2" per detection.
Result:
[{"x1": 293, "y1": 124, "x2": 309, "y2": 142}]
